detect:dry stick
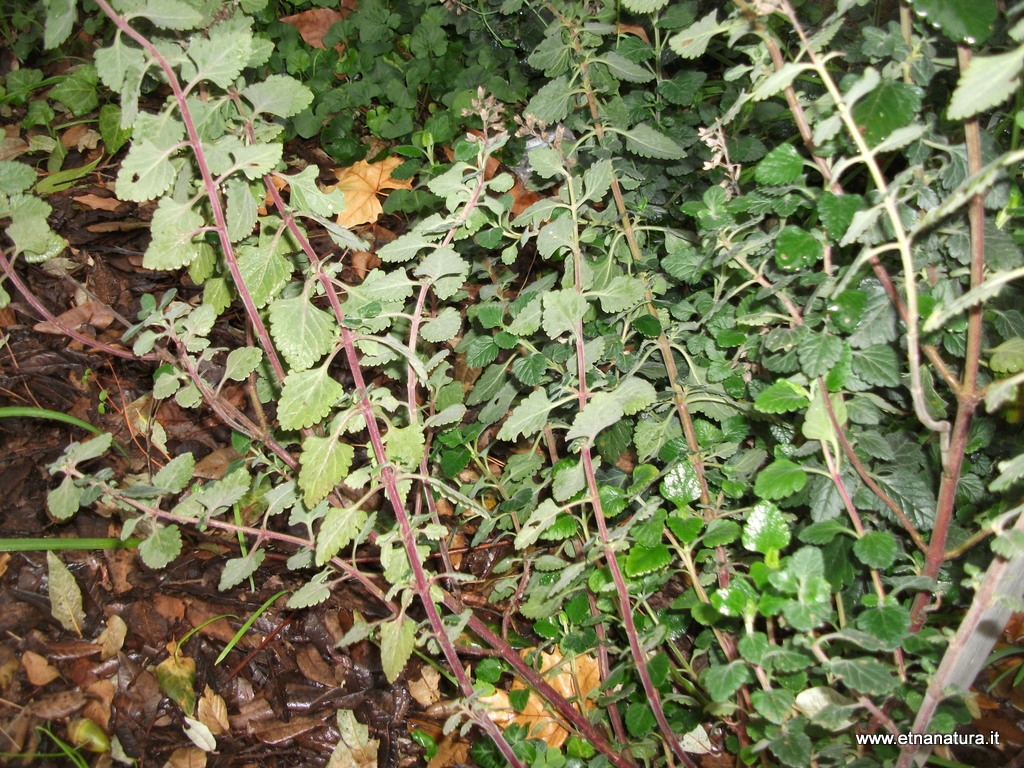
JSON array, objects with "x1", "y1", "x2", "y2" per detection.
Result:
[
  {"x1": 0, "y1": 253, "x2": 139, "y2": 360},
  {"x1": 261, "y1": 182, "x2": 524, "y2": 768}
]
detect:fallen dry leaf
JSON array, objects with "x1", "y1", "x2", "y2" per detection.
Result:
[
  {"x1": 83, "y1": 678, "x2": 115, "y2": 730},
  {"x1": 409, "y1": 665, "x2": 442, "y2": 708},
  {"x1": 165, "y1": 746, "x2": 208, "y2": 768},
  {"x1": 330, "y1": 157, "x2": 413, "y2": 228},
  {"x1": 22, "y1": 650, "x2": 61, "y2": 686},
  {"x1": 280, "y1": 8, "x2": 346, "y2": 50},
  {"x1": 481, "y1": 649, "x2": 600, "y2": 749},
  {"x1": 34, "y1": 301, "x2": 116, "y2": 335},
  {"x1": 95, "y1": 614, "x2": 128, "y2": 660},
  {"x1": 61, "y1": 124, "x2": 101, "y2": 151},
  {"x1": 197, "y1": 685, "x2": 230, "y2": 736},
  {"x1": 72, "y1": 193, "x2": 125, "y2": 212}
]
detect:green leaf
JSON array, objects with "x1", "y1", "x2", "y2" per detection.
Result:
[
  {"x1": 224, "y1": 347, "x2": 263, "y2": 382},
  {"x1": 621, "y1": 124, "x2": 686, "y2": 160},
  {"x1": 0, "y1": 161, "x2": 38, "y2": 195},
  {"x1": 775, "y1": 226, "x2": 822, "y2": 271},
  {"x1": 47, "y1": 551, "x2": 86, "y2": 636},
  {"x1": 48, "y1": 64, "x2": 99, "y2": 116},
  {"x1": 755, "y1": 144, "x2": 804, "y2": 185},
  {"x1": 770, "y1": 726, "x2": 813, "y2": 768},
  {"x1": 154, "y1": 453, "x2": 195, "y2": 493},
  {"x1": 116, "y1": 140, "x2": 180, "y2": 202},
  {"x1": 567, "y1": 391, "x2": 624, "y2": 443},
  {"x1": 288, "y1": 569, "x2": 331, "y2": 608},
  {"x1": 622, "y1": 0, "x2": 668, "y2": 13},
  {"x1": 98, "y1": 104, "x2": 133, "y2": 155},
  {"x1": 701, "y1": 660, "x2": 752, "y2": 702},
  {"x1": 219, "y1": 549, "x2": 265, "y2": 591},
  {"x1": 282, "y1": 166, "x2": 346, "y2": 218},
  {"x1": 315, "y1": 505, "x2": 367, "y2": 565},
  {"x1": 817, "y1": 192, "x2": 864, "y2": 241},
  {"x1": 853, "y1": 531, "x2": 898, "y2": 569},
  {"x1": 661, "y1": 461, "x2": 702, "y2": 506},
  {"x1": 909, "y1": 0, "x2": 996, "y2": 45},
  {"x1": 268, "y1": 295, "x2": 338, "y2": 371},
  {"x1": 65, "y1": 433, "x2": 113, "y2": 465},
  {"x1": 139, "y1": 523, "x2": 183, "y2": 569},
  {"x1": 668, "y1": 11, "x2": 721, "y2": 59},
  {"x1": 751, "y1": 688, "x2": 795, "y2": 725},
  {"x1": 754, "y1": 459, "x2": 808, "y2": 501},
  {"x1": 301, "y1": 436, "x2": 355, "y2": 509},
  {"x1": 742, "y1": 501, "x2": 791, "y2": 554},
  {"x1": 241, "y1": 75, "x2": 313, "y2": 118},
  {"x1": 829, "y1": 657, "x2": 898, "y2": 695},
  {"x1": 385, "y1": 424, "x2": 426, "y2": 469},
  {"x1": 600, "y1": 51, "x2": 653, "y2": 83},
  {"x1": 991, "y1": 338, "x2": 1024, "y2": 374},
  {"x1": 855, "y1": 604, "x2": 910, "y2": 650},
  {"x1": 47, "y1": 476, "x2": 82, "y2": 521},
  {"x1": 851, "y1": 81, "x2": 921, "y2": 146},
  {"x1": 379, "y1": 616, "x2": 416, "y2": 684},
  {"x1": 851, "y1": 345, "x2": 900, "y2": 387},
  {"x1": 421, "y1": 307, "x2": 462, "y2": 343},
  {"x1": 625, "y1": 703, "x2": 656, "y2": 737},
  {"x1": 497, "y1": 388, "x2": 555, "y2": 442},
  {"x1": 278, "y1": 365, "x2": 346, "y2": 431},
  {"x1": 542, "y1": 290, "x2": 587, "y2": 339},
  {"x1": 525, "y1": 75, "x2": 574, "y2": 123},
  {"x1": 237, "y1": 243, "x2": 292, "y2": 307},
  {"x1": 414, "y1": 247, "x2": 469, "y2": 300},
  {"x1": 948, "y1": 46, "x2": 1024, "y2": 119},
  {"x1": 185, "y1": 28, "x2": 250, "y2": 88},
  {"x1": 797, "y1": 333, "x2": 843, "y2": 378},
  {"x1": 44, "y1": 0, "x2": 77, "y2": 49},
  {"x1": 537, "y1": 216, "x2": 575, "y2": 258},
  {"x1": 131, "y1": 0, "x2": 205, "y2": 29},
  {"x1": 625, "y1": 543, "x2": 671, "y2": 577}
]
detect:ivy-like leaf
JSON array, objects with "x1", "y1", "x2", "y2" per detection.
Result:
[
  {"x1": 268, "y1": 295, "x2": 338, "y2": 371},
  {"x1": 278, "y1": 365, "x2": 346, "y2": 431},
  {"x1": 379, "y1": 616, "x2": 416, "y2": 684}
]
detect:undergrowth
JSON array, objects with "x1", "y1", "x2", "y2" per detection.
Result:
[{"x1": 4, "y1": 0, "x2": 1024, "y2": 765}]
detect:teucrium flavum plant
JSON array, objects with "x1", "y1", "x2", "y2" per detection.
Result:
[{"x1": 5, "y1": 0, "x2": 1024, "y2": 765}]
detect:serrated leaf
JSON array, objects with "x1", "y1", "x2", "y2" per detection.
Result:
[
  {"x1": 755, "y1": 380, "x2": 810, "y2": 414},
  {"x1": 537, "y1": 216, "x2": 575, "y2": 258},
  {"x1": 0, "y1": 160, "x2": 38, "y2": 195},
  {"x1": 542, "y1": 290, "x2": 588, "y2": 339},
  {"x1": 524, "y1": 75, "x2": 574, "y2": 123},
  {"x1": 316, "y1": 505, "x2": 367, "y2": 565},
  {"x1": 116, "y1": 140, "x2": 180, "y2": 202},
  {"x1": 909, "y1": 0, "x2": 996, "y2": 45},
  {"x1": 385, "y1": 424, "x2": 425, "y2": 469},
  {"x1": 851, "y1": 81, "x2": 921, "y2": 146},
  {"x1": 625, "y1": 543, "x2": 671, "y2": 576},
  {"x1": 516, "y1": 499, "x2": 562, "y2": 549},
  {"x1": 237, "y1": 243, "x2": 292, "y2": 307},
  {"x1": 132, "y1": 0, "x2": 205, "y2": 29},
  {"x1": 855, "y1": 604, "x2": 910, "y2": 650},
  {"x1": 421, "y1": 307, "x2": 462, "y2": 342},
  {"x1": 817, "y1": 192, "x2": 864, "y2": 241},
  {"x1": 44, "y1": 0, "x2": 76, "y2": 49},
  {"x1": 65, "y1": 433, "x2": 113, "y2": 465},
  {"x1": 742, "y1": 501, "x2": 791, "y2": 554},
  {"x1": 701, "y1": 660, "x2": 751, "y2": 702},
  {"x1": 851, "y1": 345, "x2": 900, "y2": 387},
  {"x1": 282, "y1": 165, "x2": 347, "y2": 218},
  {"x1": 47, "y1": 476, "x2": 82, "y2": 521},
  {"x1": 622, "y1": 0, "x2": 668, "y2": 12},
  {"x1": 241, "y1": 75, "x2": 313, "y2": 117},
  {"x1": 224, "y1": 347, "x2": 263, "y2": 382},
  {"x1": 754, "y1": 459, "x2": 808, "y2": 501},
  {"x1": 829, "y1": 657, "x2": 898, "y2": 695},
  {"x1": 268, "y1": 295, "x2": 338, "y2": 371},
  {"x1": 949, "y1": 46, "x2": 1024, "y2": 120},
  {"x1": 853, "y1": 531, "x2": 898, "y2": 569},
  {"x1": 47, "y1": 551, "x2": 86, "y2": 636},
  {"x1": 48, "y1": 64, "x2": 98, "y2": 116},
  {"x1": 185, "y1": 28, "x2": 250, "y2": 88},
  {"x1": 139, "y1": 523, "x2": 183, "y2": 569},
  {"x1": 600, "y1": 50, "x2": 653, "y2": 82},
  {"x1": 154, "y1": 453, "x2": 195, "y2": 493},
  {"x1": 379, "y1": 616, "x2": 416, "y2": 684},
  {"x1": 567, "y1": 390, "x2": 623, "y2": 444},
  {"x1": 219, "y1": 549, "x2": 266, "y2": 591},
  {"x1": 661, "y1": 461, "x2": 701, "y2": 506},
  {"x1": 278, "y1": 365, "x2": 346, "y2": 431},
  {"x1": 668, "y1": 11, "x2": 721, "y2": 59},
  {"x1": 301, "y1": 436, "x2": 355, "y2": 509},
  {"x1": 797, "y1": 332, "x2": 843, "y2": 378},
  {"x1": 621, "y1": 123, "x2": 686, "y2": 160},
  {"x1": 497, "y1": 388, "x2": 555, "y2": 442},
  {"x1": 414, "y1": 247, "x2": 469, "y2": 300},
  {"x1": 755, "y1": 144, "x2": 803, "y2": 185},
  {"x1": 751, "y1": 688, "x2": 795, "y2": 725},
  {"x1": 288, "y1": 569, "x2": 331, "y2": 608}
]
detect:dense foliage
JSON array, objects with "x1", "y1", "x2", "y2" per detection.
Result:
[{"x1": 4, "y1": 0, "x2": 1024, "y2": 765}]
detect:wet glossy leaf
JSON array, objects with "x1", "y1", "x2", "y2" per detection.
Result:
[
  {"x1": 742, "y1": 501, "x2": 791, "y2": 554},
  {"x1": 754, "y1": 379, "x2": 810, "y2": 414},
  {"x1": 754, "y1": 459, "x2": 807, "y2": 501},
  {"x1": 625, "y1": 543, "x2": 671, "y2": 576},
  {"x1": 851, "y1": 81, "x2": 921, "y2": 145},
  {"x1": 661, "y1": 460, "x2": 701, "y2": 506},
  {"x1": 909, "y1": 0, "x2": 996, "y2": 44}
]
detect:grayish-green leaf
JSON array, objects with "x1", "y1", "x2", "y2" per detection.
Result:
[
  {"x1": 47, "y1": 551, "x2": 86, "y2": 636},
  {"x1": 668, "y1": 11, "x2": 721, "y2": 59},
  {"x1": 278, "y1": 365, "x2": 346, "y2": 431},
  {"x1": 379, "y1": 616, "x2": 416, "y2": 684},
  {"x1": 47, "y1": 476, "x2": 82, "y2": 521},
  {"x1": 301, "y1": 436, "x2": 355, "y2": 509},
  {"x1": 621, "y1": 123, "x2": 686, "y2": 160},
  {"x1": 139, "y1": 523, "x2": 183, "y2": 569},
  {"x1": 269, "y1": 295, "x2": 338, "y2": 371},
  {"x1": 542, "y1": 290, "x2": 587, "y2": 339},
  {"x1": 241, "y1": 75, "x2": 313, "y2": 117},
  {"x1": 315, "y1": 504, "x2": 367, "y2": 565}
]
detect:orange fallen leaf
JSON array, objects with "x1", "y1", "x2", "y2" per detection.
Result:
[
  {"x1": 34, "y1": 301, "x2": 116, "y2": 335},
  {"x1": 22, "y1": 650, "x2": 61, "y2": 686},
  {"x1": 330, "y1": 157, "x2": 413, "y2": 228},
  {"x1": 280, "y1": 8, "x2": 344, "y2": 49},
  {"x1": 480, "y1": 649, "x2": 600, "y2": 749}
]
